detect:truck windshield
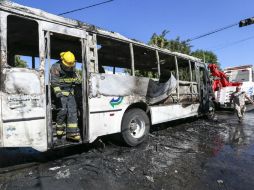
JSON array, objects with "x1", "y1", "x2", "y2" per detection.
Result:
[{"x1": 226, "y1": 70, "x2": 250, "y2": 82}]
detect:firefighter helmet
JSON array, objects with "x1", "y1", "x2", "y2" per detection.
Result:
[{"x1": 60, "y1": 51, "x2": 76, "y2": 67}]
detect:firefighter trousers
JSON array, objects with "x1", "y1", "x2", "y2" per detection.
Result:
[{"x1": 56, "y1": 94, "x2": 79, "y2": 135}]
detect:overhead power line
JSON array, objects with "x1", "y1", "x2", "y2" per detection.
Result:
[
  {"x1": 187, "y1": 22, "x2": 238, "y2": 42},
  {"x1": 58, "y1": 0, "x2": 114, "y2": 16},
  {"x1": 213, "y1": 35, "x2": 254, "y2": 51}
]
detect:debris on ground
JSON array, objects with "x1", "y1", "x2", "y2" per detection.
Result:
[{"x1": 1, "y1": 111, "x2": 254, "y2": 190}]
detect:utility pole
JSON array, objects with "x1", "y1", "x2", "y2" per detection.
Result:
[{"x1": 239, "y1": 17, "x2": 254, "y2": 27}]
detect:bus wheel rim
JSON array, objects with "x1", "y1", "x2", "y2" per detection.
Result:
[{"x1": 129, "y1": 117, "x2": 146, "y2": 138}]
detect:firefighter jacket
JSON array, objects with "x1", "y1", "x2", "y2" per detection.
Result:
[{"x1": 50, "y1": 61, "x2": 81, "y2": 96}]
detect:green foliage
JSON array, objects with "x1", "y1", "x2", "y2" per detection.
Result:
[
  {"x1": 191, "y1": 50, "x2": 221, "y2": 68},
  {"x1": 135, "y1": 70, "x2": 158, "y2": 79},
  {"x1": 148, "y1": 30, "x2": 170, "y2": 49},
  {"x1": 15, "y1": 55, "x2": 27, "y2": 68},
  {"x1": 148, "y1": 31, "x2": 192, "y2": 55},
  {"x1": 124, "y1": 68, "x2": 157, "y2": 78},
  {"x1": 148, "y1": 30, "x2": 219, "y2": 67},
  {"x1": 169, "y1": 37, "x2": 192, "y2": 55},
  {"x1": 146, "y1": 30, "x2": 221, "y2": 79}
]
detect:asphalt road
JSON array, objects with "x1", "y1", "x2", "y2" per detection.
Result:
[{"x1": 0, "y1": 110, "x2": 254, "y2": 190}]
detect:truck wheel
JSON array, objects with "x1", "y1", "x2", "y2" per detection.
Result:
[{"x1": 121, "y1": 108, "x2": 150, "y2": 146}]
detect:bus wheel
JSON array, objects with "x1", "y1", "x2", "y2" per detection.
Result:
[{"x1": 121, "y1": 108, "x2": 150, "y2": 146}]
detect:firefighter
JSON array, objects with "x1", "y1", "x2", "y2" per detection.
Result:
[
  {"x1": 230, "y1": 86, "x2": 254, "y2": 123},
  {"x1": 50, "y1": 51, "x2": 81, "y2": 141}
]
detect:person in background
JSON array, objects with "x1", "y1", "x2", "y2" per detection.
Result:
[{"x1": 230, "y1": 85, "x2": 254, "y2": 123}]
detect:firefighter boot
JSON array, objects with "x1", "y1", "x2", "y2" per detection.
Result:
[
  {"x1": 66, "y1": 123, "x2": 80, "y2": 142},
  {"x1": 66, "y1": 133, "x2": 81, "y2": 142}
]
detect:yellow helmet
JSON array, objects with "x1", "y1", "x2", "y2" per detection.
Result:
[{"x1": 60, "y1": 51, "x2": 76, "y2": 67}]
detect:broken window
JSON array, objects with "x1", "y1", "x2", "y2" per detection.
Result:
[
  {"x1": 133, "y1": 45, "x2": 158, "y2": 79},
  {"x1": 191, "y1": 61, "x2": 196, "y2": 82},
  {"x1": 177, "y1": 58, "x2": 191, "y2": 81},
  {"x1": 97, "y1": 35, "x2": 131, "y2": 75},
  {"x1": 200, "y1": 67, "x2": 206, "y2": 86},
  {"x1": 7, "y1": 15, "x2": 40, "y2": 69},
  {"x1": 158, "y1": 52, "x2": 176, "y2": 83}
]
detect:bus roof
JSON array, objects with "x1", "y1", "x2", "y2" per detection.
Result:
[{"x1": 0, "y1": 1, "x2": 202, "y2": 62}]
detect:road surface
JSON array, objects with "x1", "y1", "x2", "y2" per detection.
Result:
[{"x1": 0, "y1": 110, "x2": 254, "y2": 190}]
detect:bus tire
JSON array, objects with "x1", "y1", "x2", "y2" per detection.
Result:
[{"x1": 121, "y1": 108, "x2": 150, "y2": 146}]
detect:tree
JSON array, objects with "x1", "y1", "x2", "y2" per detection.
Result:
[
  {"x1": 148, "y1": 30, "x2": 170, "y2": 49},
  {"x1": 168, "y1": 37, "x2": 192, "y2": 55},
  {"x1": 147, "y1": 30, "x2": 220, "y2": 78},
  {"x1": 148, "y1": 31, "x2": 192, "y2": 54},
  {"x1": 15, "y1": 55, "x2": 27, "y2": 68},
  {"x1": 191, "y1": 50, "x2": 220, "y2": 68}
]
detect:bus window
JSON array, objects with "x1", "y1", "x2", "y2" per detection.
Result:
[
  {"x1": 97, "y1": 35, "x2": 131, "y2": 75},
  {"x1": 177, "y1": 58, "x2": 191, "y2": 81},
  {"x1": 158, "y1": 52, "x2": 176, "y2": 83},
  {"x1": 191, "y1": 61, "x2": 196, "y2": 82},
  {"x1": 190, "y1": 62, "x2": 198, "y2": 101},
  {"x1": 133, "y1": 45, "x2": 158, "y2": 80},
  {"x1": 7, "y1": 15, "x2": 39, "y2": 69}
]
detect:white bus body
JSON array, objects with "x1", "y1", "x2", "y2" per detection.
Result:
[{"x1": 0, "y1": 2, "x2": 213, "y2": 152}]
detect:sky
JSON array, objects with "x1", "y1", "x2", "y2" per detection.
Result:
[{"x1": 12, "y1": 0, "x2": 254, "y2": 69}]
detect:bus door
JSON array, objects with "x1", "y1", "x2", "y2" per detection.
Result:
[
  {"x1": 42, "y1": 24, "x2": 88, "y2": 147},
  {"x1": 1, "y1": 15, "x2": 47, "y2": 151}
]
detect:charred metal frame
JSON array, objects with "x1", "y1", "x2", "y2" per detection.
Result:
[
  {"x1": 82, "y1": 35, "x2": 90, "y2": 142},
  {"x1": 156, "y1": 50, "x2": 161, "y2": 77},
  {"x1": 174, "y1": 56, "x2": 180, "y2": 100},
  {"x1": 45, "y1": 31, "x2": 52, "y2": 147}
]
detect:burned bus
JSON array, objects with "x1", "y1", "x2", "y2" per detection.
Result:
[{"x1": 0, "y1": 2, "x2": 214, "y2": 152}]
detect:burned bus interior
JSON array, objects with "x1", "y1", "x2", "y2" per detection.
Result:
[
  {"x1": 97, "y1": 35, "x2": 132, "y2": 75},
  {"x1": 96, "y1": 34, "x2": 199, "y2": 106}
]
